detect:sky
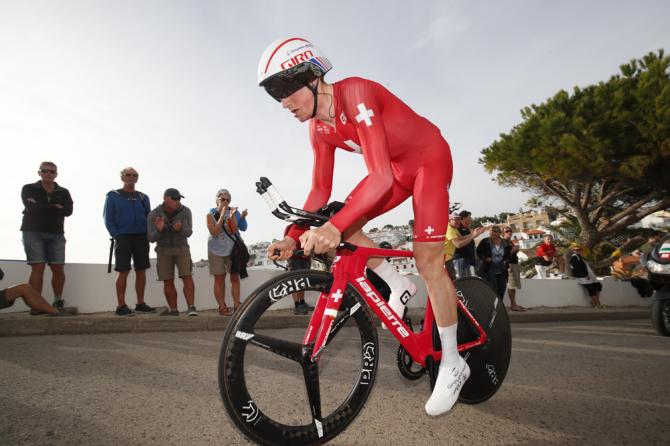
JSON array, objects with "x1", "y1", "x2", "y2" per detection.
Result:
[{"x1": 1, "y1": 1, "x2": 668, "y2": 263}]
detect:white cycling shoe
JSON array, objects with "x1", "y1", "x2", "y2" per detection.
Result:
[
  {"x1": 382, "y1": 279, "x2": 417, "y2": 329},
  {"x1": 425, "y1": 356, "x2": 470, "y2": 416}
]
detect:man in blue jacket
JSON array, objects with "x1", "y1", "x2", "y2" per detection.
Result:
[{"x1": 104, "y1": 167, "x2": 156, "y2": 316}]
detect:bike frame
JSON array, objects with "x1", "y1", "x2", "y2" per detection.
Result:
[
  {"x1": 303, "y1": 245, "x2": 488, "y2": 367},
  {"x1": 253, "y1": 176, "x2": 488, "y2": 367}
]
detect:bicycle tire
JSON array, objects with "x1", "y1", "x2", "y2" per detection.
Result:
[
  {"x1": 218, "y1": 270, "x2": 379, "y2": 445},
  {"x1": 454, "y1": 276, "x2": 512, "y2": 404},
  {"x1": 651, "y1": 296, "x2": 670, "y2": 336}
]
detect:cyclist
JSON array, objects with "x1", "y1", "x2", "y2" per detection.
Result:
[{"x1": 261, "y1": 37, "x2": 467, "y2": 416}]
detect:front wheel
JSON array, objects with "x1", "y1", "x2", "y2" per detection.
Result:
[
  {"x1": 218, "y1": 270, "x2": 379, "y2": 446},
  {"x1": 651, "y1": 295, "x2": 670, "y2": 336}
]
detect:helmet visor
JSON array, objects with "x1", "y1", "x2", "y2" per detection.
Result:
[{"x1": 260, "y1": 65, "x2": 318, "y2": 101}]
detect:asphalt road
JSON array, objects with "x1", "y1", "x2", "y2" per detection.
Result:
[{"x1": 1, "y1": 319, "x2": 668, "y2": 445}]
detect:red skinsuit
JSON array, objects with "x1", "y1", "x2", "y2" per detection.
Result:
[{"x1": 288, "y1": 77, "x2": 453, "y2": 243}]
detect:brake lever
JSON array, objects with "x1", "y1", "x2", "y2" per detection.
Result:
[{"x1": 271, "y1": 248, "x2": 308, "y2": 270}]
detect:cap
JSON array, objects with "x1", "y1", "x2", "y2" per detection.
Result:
[
  {"x1": 164, "y1": 188, "x2": 184, "y2": 200},
  {"x1": 449, "y1": 212, "x2": 462, "y2": 220}
]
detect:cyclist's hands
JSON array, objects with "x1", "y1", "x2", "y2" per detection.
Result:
[
  {"x1": 301, "y1": 222, "x2": 341, "y2": 255},
  {"x1": 268, "y1": 237, "x2": 297, "y2": 261}
]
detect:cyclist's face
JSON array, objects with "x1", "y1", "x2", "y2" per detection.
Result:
[{"x1": 281, "y1": 86, "x2": 313, "y2": 122}]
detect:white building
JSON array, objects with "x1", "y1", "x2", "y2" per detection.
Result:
[
  {"x1": 517, "y1": 229, "x2": 550, "y2": 250},
  {"x1": 248, "y1": 241, "x2": 278, "y2": 269},
  {"x1": 366, "y1": 225, "x2": 411, "y2": 247},
  {"x1": 631, "y1": 210, "x2": 670, "y2": 229}
]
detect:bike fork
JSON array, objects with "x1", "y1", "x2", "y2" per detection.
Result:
[{"x1": 309, "y1": 276, "x2": 349, "y2": 362}]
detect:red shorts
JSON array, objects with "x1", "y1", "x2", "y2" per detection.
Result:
[{"x1": 345, "y1": 139, "x2": 453, "y2": 243}]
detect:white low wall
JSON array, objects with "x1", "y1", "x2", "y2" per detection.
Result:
[{"x1": 0, "y1": 260, "x2": 649, "y2": 315}]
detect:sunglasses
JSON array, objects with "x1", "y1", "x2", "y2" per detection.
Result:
[
  {"x1": 39, "y1": 168, "x2": 57, "y2": 174},
  {"x1": 261, "y1": 66, "x2": 318, "y2": 102},
  {"x1": 504, "y1": 230, "x2": 512, "y2": 233},
  {"x1": 124, "y1": 173, "x2": 139, "y2": 177}
]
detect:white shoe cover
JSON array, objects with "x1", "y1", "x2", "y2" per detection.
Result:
[
  {"x1": 382, "y1": 279, "x2": 417, "y2": 329},
  {"x1": 425, "y1": 356, "x2": 470, "y2": 416}
]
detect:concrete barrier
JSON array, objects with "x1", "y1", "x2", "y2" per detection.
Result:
[{"x1": 0, "y1": 259, "x2": 649, "y2": 315}]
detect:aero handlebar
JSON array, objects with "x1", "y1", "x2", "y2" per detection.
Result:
[{"x1": 256, "y1": 177, "x2": 357, "y2": 253}]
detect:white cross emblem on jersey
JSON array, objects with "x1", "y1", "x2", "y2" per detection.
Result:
[
  {"x1": 425, "y1": 226, "x2": 435, "y2": 235},
  {"x1": 332, "y1": 289, "x2": 343, "y2": 303},
  {"x1": 355, "y1": 103, "x2": 374, "y2": 127}
]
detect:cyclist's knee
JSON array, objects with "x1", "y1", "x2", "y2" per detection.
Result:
[
  {"x1": 416, "y1": 261, "x2": 447, "y2": 281},
  {"x1": 414, "y1": 244, "x2": 445, "y2": 274}
]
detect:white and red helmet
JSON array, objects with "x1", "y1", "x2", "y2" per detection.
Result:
[{"x1": 257, "y1": 37, "x2": 333, "y2": 101}]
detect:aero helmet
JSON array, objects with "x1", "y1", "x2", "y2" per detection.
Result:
[{"x1": 257, "y1": 37, "x2": 333, "y2": 103}]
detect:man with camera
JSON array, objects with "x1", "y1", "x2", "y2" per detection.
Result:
[{"x1": 147, "y1": 188, "x2": 196, "y2": 316}]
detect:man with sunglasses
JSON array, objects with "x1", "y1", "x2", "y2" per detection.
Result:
[
  {"x1": 104, "y1": 167, "x2": 155, "y2": 316},
  {"x1": 20, "y1": 161, "x2": 73, "y2": 311},
  {"x1": 260, "y1": 38, "x2": 464, "y2": 416}
]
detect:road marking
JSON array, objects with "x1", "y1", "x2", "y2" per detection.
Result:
[
  {"x1": 514, "y1": 338, "x2": 670, "y2": 357},
  {"x1": 515, "y1": 326, "x2": 655, "y2": 338},
  {"x1": 507, "y1": 383, "x2": 670, "y2": 410}
]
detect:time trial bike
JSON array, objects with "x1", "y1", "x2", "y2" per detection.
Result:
[{"x1": 218, "y1": 178, "x2": 511, "y2": 445}]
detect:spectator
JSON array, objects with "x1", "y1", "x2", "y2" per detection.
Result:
[
  {"x1": 444, "y1": 212, "x2": 462, "y2": 278},
  {"x1": 534, "y1": 234, "x2": 565, "y2": 278},
  {"x1": 283, "y1": 225, "x2": 315, "y2": 315},
  {"x1": 502, "y1": 226, "x2": 526, "y2": 311},
  {"x1": 20, "y1": 161, "x2": 73, "y2": 310},
  {"x1": 103, "y1": 167, "x2": 156, "y2": 316},
  {"x1": 568, "y1": 243, "x2": 604, "y2": 308},
  {"x1": 211, "y1": 189, "x2": 248, "y2": 313},
  {"x1": 445, "y1": 212, "x2": 485, "y2": 279},
  {"x1": 207, "y1": 189, "x2": 247, "y2": 316},
  {"x1": 635, "y1": 231, "x2": 662, "y2": 263},
  {"x1": 147, "y1": 188, "x2": 197, "y2": 316},
  {"x1": 453, "y1": 210, "x2": 479, "y2": 278},
  {"x1": 0, "y1": 267, "x2": 66, "y2": 316},
  {"x1": 476, "y1": 226, "x2": 511, "y2": 298}
]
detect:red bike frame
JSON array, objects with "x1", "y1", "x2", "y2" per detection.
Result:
[{"x1": 302, "y1": 245, "x2": 488, "y2": 366}]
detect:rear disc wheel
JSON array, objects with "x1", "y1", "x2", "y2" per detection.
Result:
[{"x1": 454, "y1": 277, "x2": 512, "y2": 403}]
